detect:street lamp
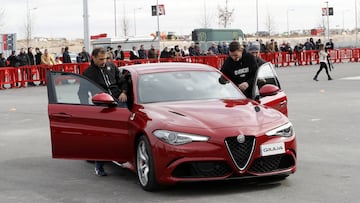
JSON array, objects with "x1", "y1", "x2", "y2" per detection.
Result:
[
  {"x1": 114, "y1": 0, "x2": 117, "y2": 37},
  {"x1": 287, "y1": 8, "x2": 294, "y2": 37},
  {"x1": 133, "y1": 7, "x2": 142, "y2": 36},
  {"x1": 256, "y1": 0, "x2": 259, "y2": 36},
  {"x1": 325, "y1": 1, "x2": 330, "y2": 42},
  {"x1": 26, "y1": 0, "x2": 38, "y2": 47},
  {"x1": 342, "y1": 9, "x2": 350, "y2": 32},
  {"x1": 356, "y1": 0, "x2": 358, "y2": 47}
]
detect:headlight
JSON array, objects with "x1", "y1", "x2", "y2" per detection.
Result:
[
  {"x1": 153, "y1": 130, "x2": 209, "y2": 145},
  {"x1": 265, "y1": 122, "x2": 294, "y2": 137}
]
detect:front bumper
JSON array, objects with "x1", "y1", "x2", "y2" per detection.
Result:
[{"x1": 151, "y1": 134, "x2": 296, "y2": 184}]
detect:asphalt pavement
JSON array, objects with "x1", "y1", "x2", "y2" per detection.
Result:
[{"x1": 0, "y1": 62, "x2": 360, "y2": 203}]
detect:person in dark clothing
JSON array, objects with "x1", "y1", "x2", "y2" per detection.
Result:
[
  {"x1": 160, "y1": 47, "x2": 172, "y2": 58},
  {"x1": 325, "y1": 39, "x2": 334, "y2": 51},
  {"x1": 147, "y1": 44, "x2": 158, "y2": 59},
  {"x1": 219, "y1": 41, "x2": 259, "y2": 98},
  {"x1": 0, "y1": 53, "x2": 6, "y2": 67},
  {"x1": 304, "y1": 38, "x2": 315, "y2": 65},
  {"x1": 76, "y1": 53, "x2": 82, "y2": 63},
  {"x1": 7, "y1": 51, "x2": 19, "y2": 67},
  {"x1": 27, "y1": 47, "x2": 35, "y2": 65},
  {"x1": 18, "y1": 48, "x2": 30, "y2": 66},
  {"x1": 129, "y1": 46, "x2": 140, "y2": 60},
  {"x1": 78, "y1": 47, "x2": 128, "y2": 176},
  {"x1": 248, "y1": 41, "x2": 266, "y2": 66},
  {"x1": 62, "y1": 46, "x2": 72, "y2": 63},
  {"x1": 138, "y1": 44, "x2": 147, "y2": 59},
  {"x1": 35, "y1": 48, "x2": 42, "y2": 65},
  {"x1": 114, "y1": 45, "x2": 124, "y2": 60},
  {"x1": 80, "y1": 47, "x2": 91, "y2": 62},
  {"x1": 27, "y1": 47, "x2": 36, "y2": 86}
]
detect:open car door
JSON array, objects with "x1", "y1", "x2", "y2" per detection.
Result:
[
  {"x1": 46, "y1": 71, "x2": 131, "y2": 161},
  {"x1": 252, "y1": 62, "x2": 288, "y2": 116}
]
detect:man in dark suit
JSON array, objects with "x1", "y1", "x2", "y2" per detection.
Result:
[
  {"x1": 114, "y1": 45, "x2": 124, "y2": 60},
  {"x1": 129, "y1": 46, "x2": 140, "y2": 60}
]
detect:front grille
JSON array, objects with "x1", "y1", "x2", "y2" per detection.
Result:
[
  {"x1": 172, "y1": 161, "x2": 232, "y2": 178},
  {"x1": 248, "y1": 154, "x2": 295, "y2": 173},
  {"x1": 225, "y1": 136, "x2": 256, "y2": 170}
]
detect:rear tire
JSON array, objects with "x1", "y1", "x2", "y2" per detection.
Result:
[{"x1": 136, "y1": 135, "x2": 159, "y2": 191}]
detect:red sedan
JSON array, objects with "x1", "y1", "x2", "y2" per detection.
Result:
[{"x1": 46, "y1": 62, "x2": 296, "y2": 191}]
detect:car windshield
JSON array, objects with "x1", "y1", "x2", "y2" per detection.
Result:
[{"x1": 137, "y1": 71, "x2": 245, "y2": 103}]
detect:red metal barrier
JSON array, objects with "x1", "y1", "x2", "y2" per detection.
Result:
[
  {"x1": 2, "y1": 48, "x2": 360, "y2": 90},
  {"x1": 0, "y1": 67, "x2": 17, "y2": 89}
]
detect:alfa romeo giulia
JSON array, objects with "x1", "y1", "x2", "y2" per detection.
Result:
[{"x1": 46, "y1": 62, "x2": 296, "y2": 191}]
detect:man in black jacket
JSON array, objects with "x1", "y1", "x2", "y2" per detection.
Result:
[
  {"x1": 114, "y1": 45, "x2": 124, "y2": 60},
  {"x1": 35, "y1": 48, "x2": 42, "y2": 65},
  {"x1": 78, "y1": 47, "x2": 128, "y2": 176},
  {"x1": 62, "y1": 46, "x2": 72, "y2": 63},
  {"x1": 219, "y1": 41, "x2": 259, "y2": 98}
]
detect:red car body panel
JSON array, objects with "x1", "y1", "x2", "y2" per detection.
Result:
[{"x1": 47, "y1": 62, "x2": 296, "y2": 185}]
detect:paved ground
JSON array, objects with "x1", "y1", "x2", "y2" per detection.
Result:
[{"x1": 1, "y1": 62, "x2": 360, "y2": 203}]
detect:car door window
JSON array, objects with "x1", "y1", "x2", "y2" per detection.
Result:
[
  {"x1": 253, "y1": 63, "x2": 281, "y2": 98},
  {"x1": 51, "y1": 72, "x2": 105, "y2": 105}
]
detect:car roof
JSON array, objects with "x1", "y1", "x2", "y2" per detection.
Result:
[{"x1": 122, "y1": 62, "x2": 218, "y2": 75}]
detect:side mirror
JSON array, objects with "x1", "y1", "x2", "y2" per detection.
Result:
[
  {"x1": 92, "y1": 93, "x2": 117, "y2": 107},
  {"x1": 259, "y1": 84, "x2": 280, "y2": 97}
]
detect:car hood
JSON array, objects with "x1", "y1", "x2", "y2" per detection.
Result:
[{"x1": 142, "y1": 99, "x2": 284, "y2": 130}]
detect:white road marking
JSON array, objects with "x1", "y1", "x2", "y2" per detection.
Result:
[{"x1": 339, "y1": 76, "x2": 360, "y2": 80}]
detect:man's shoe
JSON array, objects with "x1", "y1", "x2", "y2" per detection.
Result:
[
  {"x1": 95, "y1": 168, "x2": 107, "y2": 176},
  {"x1": 328, "y1": 77, "x2": 333, "y2": 80},
  {"x1": 313, "y1": 77, "x2": 318, "y2": 81}
]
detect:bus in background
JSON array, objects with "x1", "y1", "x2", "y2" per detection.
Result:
[{"x1": 191, "y1": 28, "x2": 244, "y2": 52}]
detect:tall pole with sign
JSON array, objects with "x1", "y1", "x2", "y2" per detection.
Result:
[
  {"x1": 156, "y1": 0, "x2": 160, "y2": 39},
  {"x1": 325, "y1": 1, "x2": 330, "y2": 42}
]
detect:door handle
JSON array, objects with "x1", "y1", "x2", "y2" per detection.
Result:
[{"x1": 51, "y1": 113, "x2": 72, "y2": 119}]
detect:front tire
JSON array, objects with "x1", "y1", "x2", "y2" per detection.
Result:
[{"x1": 136, "y1": 135, "x2": 159, "y2": 191}]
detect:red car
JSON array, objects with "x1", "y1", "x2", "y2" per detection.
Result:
[{"x1": 46, "y1": 62, "x2": 296, "y2": 191}]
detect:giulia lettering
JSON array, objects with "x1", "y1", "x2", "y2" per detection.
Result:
[{"x1": 263, "y1": 145, "x2": 284, "y2": 152}]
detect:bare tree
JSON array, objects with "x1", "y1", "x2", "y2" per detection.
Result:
[
  {"x1": 264, "y1": 12, "x2": 276, "y2": 36},
  {"x1": 217, "y1": 0, "x2": 234, "y2": 28}
]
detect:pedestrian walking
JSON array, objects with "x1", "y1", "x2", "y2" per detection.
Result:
[{"x1": 313, "y1": 44, "x2": 332, "y2": 81}]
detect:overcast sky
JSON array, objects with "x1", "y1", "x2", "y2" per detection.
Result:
[{"x1": 1, "y1": 0, "x2": 359, "y2": 39}]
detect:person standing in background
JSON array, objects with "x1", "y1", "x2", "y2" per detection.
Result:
[
  {"x1": 80, "y1": 47, "x2": 91, "y2": 63},
  {"x1": 114, "y1": 45, "x2": 124, "y2": 60},
  {"x1": 62, "y1": 47, "x2": 72, "y2": 63},
  {"x1": 147, "y1": 44, "x2": 158, "y2": 60}
]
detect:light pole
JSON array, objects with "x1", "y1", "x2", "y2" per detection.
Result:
[
  {"x1": 325, "y1": 1, "x2": 330, "y2": 42},
  {"x1": 114, "y1": 0, "x2": 117, "y2": 37},
  {"x1": 83, "y1": 0, "x2": 90, "y2": 52},
  {"x1": 256, "y1": 0, "x2": 259, "y2": 36},
  {"x1": 26, "y1": 0, "x2": 37, "y2": 47},
  {"x1": 356, "y1": 0, "x2": 358, "y2": 47},
  {"x1": 287, "y1": 8, "x2": 294, "y2": 37},
  {"x1": 133, "y1": 7, "x2": 142, "y2": 36}
]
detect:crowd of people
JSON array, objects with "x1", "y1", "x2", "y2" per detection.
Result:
[
  {"x1": 0, "y1": 37, "x2": 335, "y2": 69},
  {"x1": 0, "y1": 46, "x2": 92, "y2": 68}
]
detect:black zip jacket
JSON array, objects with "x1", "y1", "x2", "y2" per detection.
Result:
[
  {"x1": 78, "y1": 61, "x2": 128, "y2": 104},
  {"x1": 220, "y1": 50, "x2": 258, "y2": 98}
]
